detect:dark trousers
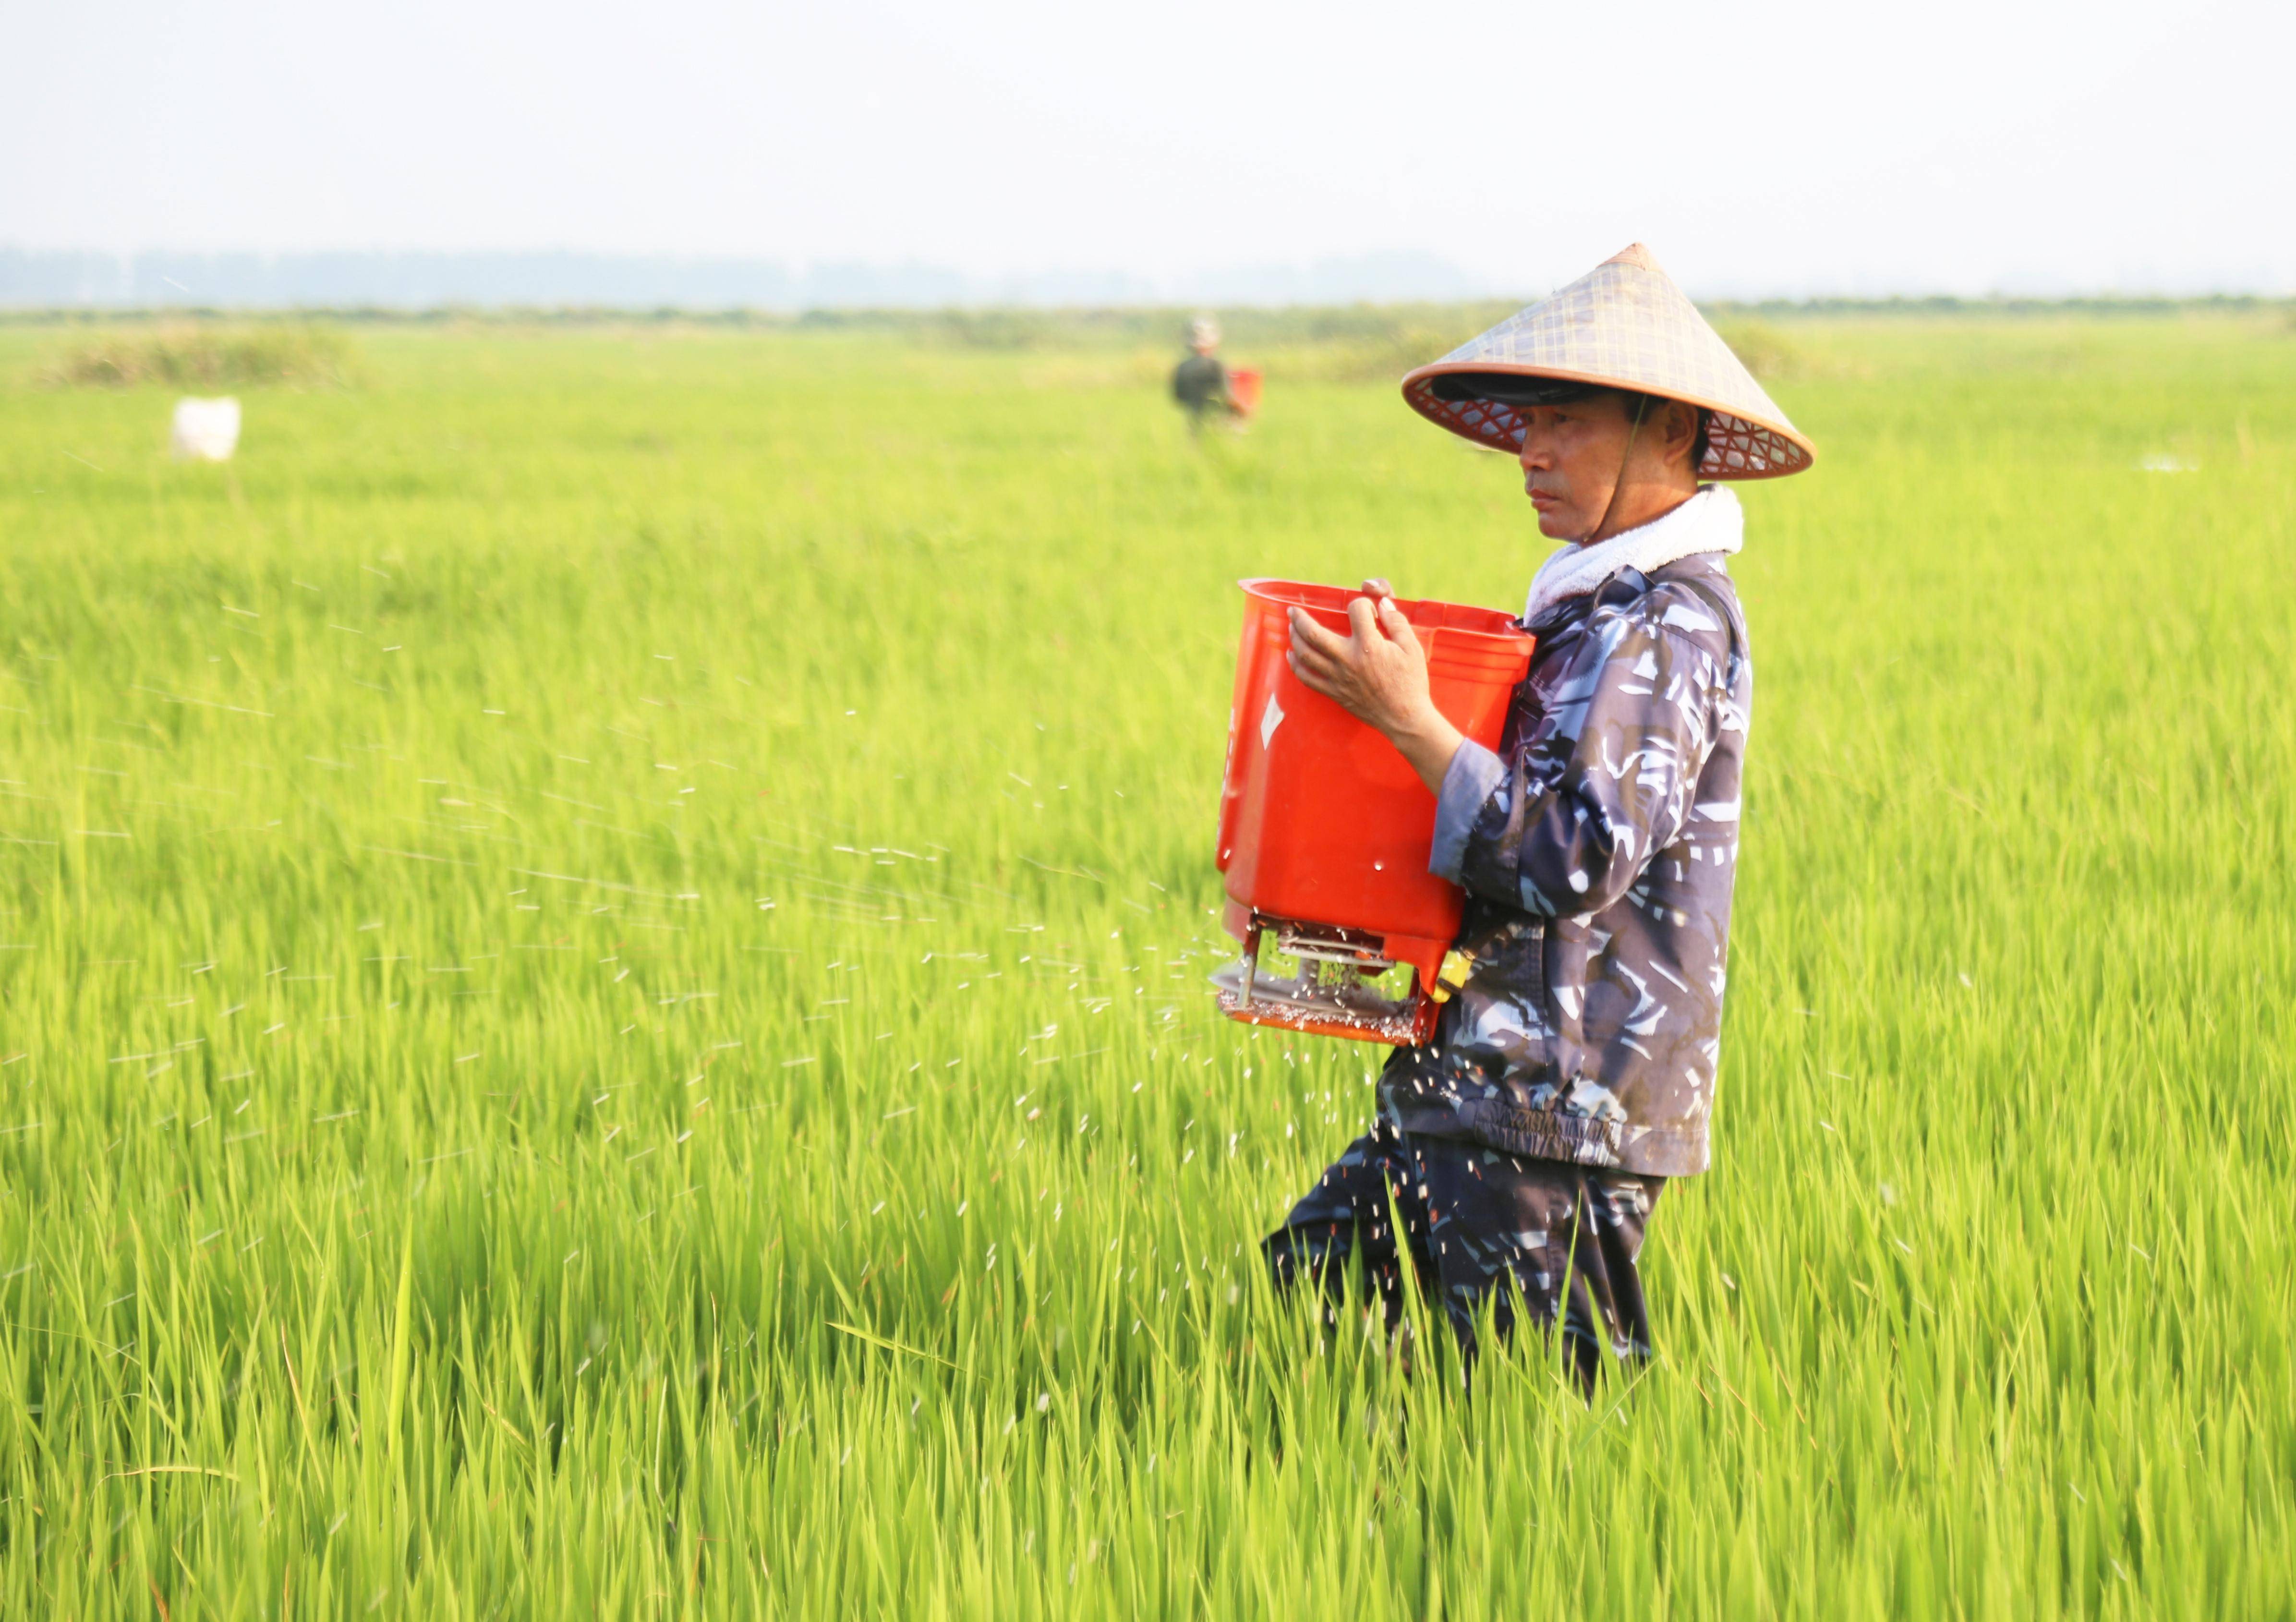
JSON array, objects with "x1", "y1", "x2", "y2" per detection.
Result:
[{"x1": 1263, "y1": 1117, "x2": 1664, "y2": 1392}]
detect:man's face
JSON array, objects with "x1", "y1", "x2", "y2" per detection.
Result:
[{"x1": 1515, "y1": 391, "x2": 1637, "y2": 541}]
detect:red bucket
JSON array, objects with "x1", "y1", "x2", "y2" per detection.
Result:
[
  {"x1": 1228, "y1": 366, "x2": 1263, "y2": 418},
  {"x1": 1213, "y1": 580, "x2": 1534, "y2": 1042}
]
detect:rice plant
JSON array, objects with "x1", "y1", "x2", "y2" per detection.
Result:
[{"x1": 0, "y1": 312, "x2": 2288, "y2": 1617}]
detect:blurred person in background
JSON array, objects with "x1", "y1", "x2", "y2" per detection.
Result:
[
  {"x1": 1172, "y1": 316, "x2": 1239, "y2": 434},
  {"x1": 1260, "y1": 245, "x2": 1815, "y2": 1394}
]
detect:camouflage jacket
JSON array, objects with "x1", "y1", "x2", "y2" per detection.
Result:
[{"x1": 1380, "y1": 551, "x2": 1751, "y2": 1177}]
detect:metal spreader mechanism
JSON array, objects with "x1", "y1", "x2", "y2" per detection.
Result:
[{"x1": 1210, "y1": 907, "x2": 1442, "y2": 1046}]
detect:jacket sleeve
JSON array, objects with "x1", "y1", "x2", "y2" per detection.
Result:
[{"x1": 1428, "y1": 605, "x2": 1725, "y2": 919}]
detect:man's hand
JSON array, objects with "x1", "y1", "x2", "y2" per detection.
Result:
[{"x1": 1286, "y1": 581, "x2": 1466, "y2": 795}]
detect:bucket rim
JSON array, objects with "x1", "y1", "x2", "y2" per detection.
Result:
[{"x1": 1238, "y1": 576, "x2": 1532, "y2": 646}]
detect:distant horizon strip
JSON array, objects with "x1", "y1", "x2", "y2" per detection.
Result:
[{"x1": 1, "y1": 248, "x2": 2286, "y2": 311}]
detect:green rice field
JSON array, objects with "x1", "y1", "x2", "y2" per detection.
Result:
[{"x1": 0, "y1": 310, "x2": 2291, "y2": 1616}]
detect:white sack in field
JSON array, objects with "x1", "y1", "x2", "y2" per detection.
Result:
[{"x1": 172, "y1": 397, "x2": 242, "y2": 461}]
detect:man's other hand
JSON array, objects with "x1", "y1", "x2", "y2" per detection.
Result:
[{"x1": 1285, "y1": 586, "x2": 1467, "y2": 794}]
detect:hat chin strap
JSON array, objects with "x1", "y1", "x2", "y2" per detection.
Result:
[{"x1": 1582, "y1": 394, "x2": 1652, "y2": 546}]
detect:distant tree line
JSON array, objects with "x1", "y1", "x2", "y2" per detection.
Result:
[{"x1": 0, "y1": 249, "x2": 1498, "y2": 314}]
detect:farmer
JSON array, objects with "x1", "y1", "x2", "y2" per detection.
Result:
[
  {"x1": 1172, "y1": 316, "x2": 1236, "y2": 433},
  {"x1": 1263, "y1": 244, "x2": 1815, "y2": 1392}
]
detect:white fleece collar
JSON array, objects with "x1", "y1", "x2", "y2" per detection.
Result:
[{"x1": 1523, "y1": 484, "x2": 1742, "y2": 624}]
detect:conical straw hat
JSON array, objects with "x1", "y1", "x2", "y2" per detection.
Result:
[{"x1": 1401, "y1": 244, "x2": 1814, "y2": 479}]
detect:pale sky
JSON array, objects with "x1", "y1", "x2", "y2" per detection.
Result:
[{"x1": 4, "y1": 0, "x2": 2292, "y2": 298}]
